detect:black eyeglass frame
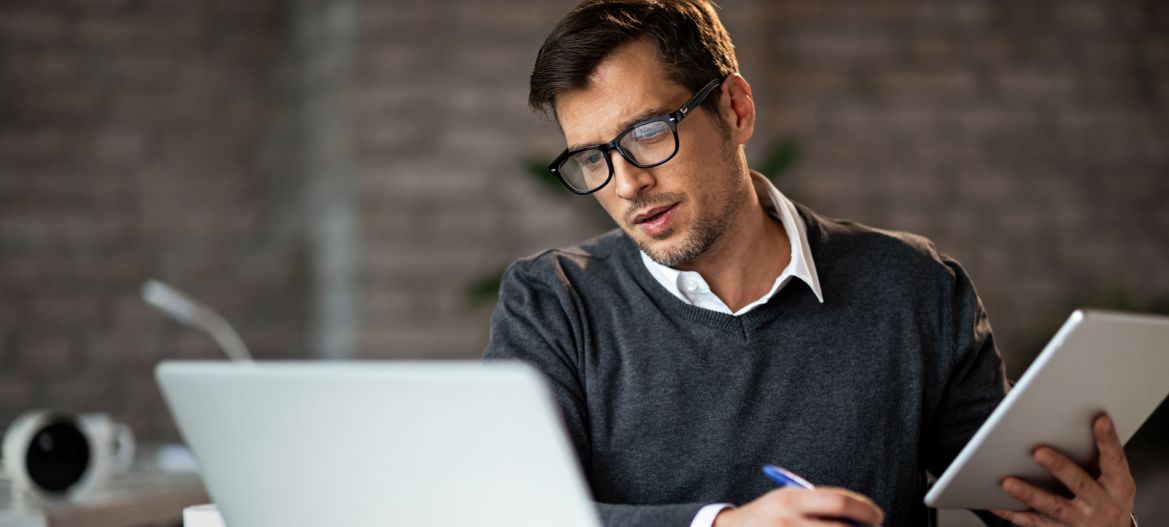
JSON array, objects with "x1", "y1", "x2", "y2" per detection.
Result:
[{"x1": 548, "y1": 78, "x2": 724, "y2": 195}]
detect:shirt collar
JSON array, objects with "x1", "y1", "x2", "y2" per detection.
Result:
[
  {"x1": 753, "y1": 171, "x2": 823, "y2": 304},
  {"x1": 639, "y1": 171, "x2": 824, "y2": 307}
]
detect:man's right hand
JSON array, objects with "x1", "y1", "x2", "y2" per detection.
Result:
[{"x1": 712, "y1": 487, "x2": 885, "y2": 527}]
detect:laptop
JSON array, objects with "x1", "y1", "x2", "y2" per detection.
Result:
[{"x1": 156, "y1": 361, "x2": 601, "y2": 527}]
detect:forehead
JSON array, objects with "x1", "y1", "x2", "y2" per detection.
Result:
[{"x1": 554, "y1": 39, "x2": 688, "y2": 148}]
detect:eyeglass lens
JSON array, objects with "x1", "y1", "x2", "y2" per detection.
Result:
[{"x1": 557, "y1": 120, "x2": 678, "y2": 192}]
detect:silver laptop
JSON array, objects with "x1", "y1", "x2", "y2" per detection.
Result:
[{"x1": 156, "y1": 361, "x2": 601, "y2": 527}]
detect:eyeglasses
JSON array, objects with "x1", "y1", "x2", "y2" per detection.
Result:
[{"x1": 548, "y1": 78, "x2": 723, "y2": 195}]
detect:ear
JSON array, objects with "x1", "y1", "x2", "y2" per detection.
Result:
[{"x1": 717, "y1": 73, "x2": 755, "y2": 146}]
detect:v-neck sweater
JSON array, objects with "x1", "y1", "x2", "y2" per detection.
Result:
[{"x1": 484, "y1": 203, "x2": 1011, "y2": 527}]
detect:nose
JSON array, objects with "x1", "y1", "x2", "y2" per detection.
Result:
[{"x1": 611, "y1": 153, "x2": 655, "y2": 201}]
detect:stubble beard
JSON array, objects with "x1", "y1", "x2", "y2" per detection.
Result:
[{"x1": 637, "y1": 170, "x2": 747, "y2": 269}]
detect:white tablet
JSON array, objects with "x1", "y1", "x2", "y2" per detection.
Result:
[{"x1": 924, "y1": 309, "x2": 1169, "y2": 510}]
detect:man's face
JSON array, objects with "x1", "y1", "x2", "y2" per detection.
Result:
[{"x1": 554, "y1": 39, "x2": 749, "y2": 268}]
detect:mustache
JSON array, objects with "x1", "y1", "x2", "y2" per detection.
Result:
[{"x1": 624, "y1": 192, "x2": 686, "y2": 223}]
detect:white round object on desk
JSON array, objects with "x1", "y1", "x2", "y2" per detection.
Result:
[
  {"x1": 1, "y1": 410, "x2": 124, "y2": 503},
  {"x1": 79, "y1": 413, "x2": 136, "y2": 475}
]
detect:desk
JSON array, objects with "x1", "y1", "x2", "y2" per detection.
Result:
[{"x1": 0, "y1": 470, "x2": 207, "y2": 527}]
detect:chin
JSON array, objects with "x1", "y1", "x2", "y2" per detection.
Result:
[{"x1": 636, "y1": 232, "x2": 704, "y2": 269}]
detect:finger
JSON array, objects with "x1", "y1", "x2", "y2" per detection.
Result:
[
  {"x1": 990, "y1": 508, "x2": 1063, "y2": 527},
  {"x1": 1001, "y1": 476, "x2": 1083, "y2": 524},
  {"x1": 1094, "y1": 414, "x2": 1134, "y2": 489},
  {"x1": 795, "y1": 488, "x2": 885, "y2": 525},
  {"x1": 1094, "y1": 414, "x2": 1138, "y2": 504},
  {"x1": 1032, "y1": 445, "x2": 1108, "y2": 506},
  {"x1": 814, "y1": 486, "x2": 882, "y2": 508}
]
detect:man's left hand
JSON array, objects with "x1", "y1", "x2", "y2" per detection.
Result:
[{"x1": 990, "y1": 414, "x2": 1136, "y2": 527}]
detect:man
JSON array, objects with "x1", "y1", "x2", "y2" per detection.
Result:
[{"x1": 483, "y1": 1, "x2": 1137, "y2": 526}]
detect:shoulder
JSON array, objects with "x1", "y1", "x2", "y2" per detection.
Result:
[
  {"x1": 799, "y1": 204, "x2": 966, "y2": 295},
  {"x1": 503, "y1": 228, "x2": 632, "y2": 291}
]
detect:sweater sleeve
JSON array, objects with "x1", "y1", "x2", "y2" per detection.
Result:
[
  {"x1": 483, "y1": 261, "x2": 710, "y2": 527},
  {"x1": 922, "y1": 257, "x2": 1015, "y2": 527}
]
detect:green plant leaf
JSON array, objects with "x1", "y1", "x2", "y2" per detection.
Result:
[
  {"x1": 465, "y1": 271, "x2": 504, "y2": 307},
  {"x1": 524, "y1": 158, "x2": 567, "y2": 195},
  {"x1": 757, "y1": 139, "x2": 800, "y2": 182}
]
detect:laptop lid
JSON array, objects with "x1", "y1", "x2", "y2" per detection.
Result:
[{"x1": 156, "y1": 361, "x2": 601, "y2": 527}]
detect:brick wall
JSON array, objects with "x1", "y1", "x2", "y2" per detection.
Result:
[
  {"x1": 744, "y1": 0, "x2": 1169, "y2": 376},
  {"x1": 0, "y1": 0, "x2": 311, "y2": 440},
  {"x1": 352, "y1": 0, "x2": 588, "y2": 359}
]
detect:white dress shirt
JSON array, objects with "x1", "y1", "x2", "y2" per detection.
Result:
[
  {"x1": 639, "y1": 172, "x2": 824, "y2": 527},
  {"x1": 640, "y1": 171, "x2": 824, "y2": 314}
]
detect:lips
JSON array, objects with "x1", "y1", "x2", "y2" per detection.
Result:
[
  {"x1": 633, "y1": 203, "x2": 678, "y2": 224},
  {"x1": 632, "y1": 202, "x2": 679, "y2": 238}
]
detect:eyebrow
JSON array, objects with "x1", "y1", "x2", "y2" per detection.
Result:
[{"x1": 567, "y1": 106, "x2": 672, "y2": 152}]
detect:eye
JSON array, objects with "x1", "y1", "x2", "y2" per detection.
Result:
[
  {"x1": 632, "y1": 121, "x2": 670, "y2": 143},
  {"x1": 574, "y1": 150, "x2": 606, "y2": 169}
]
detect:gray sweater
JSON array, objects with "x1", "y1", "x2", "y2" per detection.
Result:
[{"x1": 483, "y1": 204, "x2": 1012, "y2": 527}]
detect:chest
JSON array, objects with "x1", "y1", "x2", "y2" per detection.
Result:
[{"x1": 578, "y1": 306, "x2": 935, "y2": 505}]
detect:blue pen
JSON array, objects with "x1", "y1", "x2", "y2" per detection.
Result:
[{"x1": 761, "y1": 464, "x2": 874, "y2": 527}]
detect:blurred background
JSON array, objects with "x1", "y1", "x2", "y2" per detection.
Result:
[{"x1": 1, "y1": 0, "x2": 1167, "y2": 522}]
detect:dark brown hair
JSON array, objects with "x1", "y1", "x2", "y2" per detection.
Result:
[{"x1": 529, "y1": 0, "x2": 738, "y2": 117}]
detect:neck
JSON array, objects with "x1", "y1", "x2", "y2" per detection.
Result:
[{"x1": 677, "y1": 179, "x2": 791, "y2": 312}]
